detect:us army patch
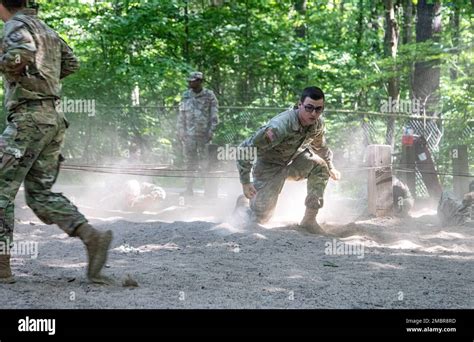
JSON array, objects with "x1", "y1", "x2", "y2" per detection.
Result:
[
  {"x1": 9, "y1": 31, "x2": 24, "y2": 42},
  {"x1": 264, "y1": 128, "x2": 275, "y2": 143}
]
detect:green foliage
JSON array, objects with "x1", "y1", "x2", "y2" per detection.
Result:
[{"x1": 0, "y1": 0, "x2": 471, "y2": 184}]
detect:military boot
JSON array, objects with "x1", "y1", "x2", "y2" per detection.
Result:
[
  {"x1": 234, "y1": 194, "x2": 250, "y2": 211},
  {"x1": 0, "y1": 254, "x2": 15, "y2": 284},
  {"x1": 299, "y1": 208, "x2": 325, "y2": 235},
  {"x1": 74, "y1": 223, "x2": 113, "y2": 284},
  {"x1": 232, "y1": 195, "x2": 251, "y2": 224}
]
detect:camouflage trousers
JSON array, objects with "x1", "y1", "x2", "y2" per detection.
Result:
[
  {"x1": 0, "y1": 102, "x2": 87, "y2": 244},
  {"x1": 251, "y1": 149, "x2": 329, "y2": 223},
  {"x1": 182, "y1": 136, "x2": 209, "y2": 189},
  {"x1": 437, "y1": 191, "x2": 472, "y2": 227}
]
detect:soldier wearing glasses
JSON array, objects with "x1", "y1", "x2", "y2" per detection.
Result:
[{"x1": 236, "y1": 87, "x2": 340, "y2": 234}]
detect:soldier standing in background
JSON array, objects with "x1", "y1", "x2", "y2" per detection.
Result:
[
  {"x1": 0, "y1": 0, "x2": 112, "y2": 284},
  {"x1": 177, "y1": 71, "x2": 219, "y2": 197}
]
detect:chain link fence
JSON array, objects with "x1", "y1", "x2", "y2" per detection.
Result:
[{"x1": 61, "y1": 105, "x2": 471, "y2": 198}]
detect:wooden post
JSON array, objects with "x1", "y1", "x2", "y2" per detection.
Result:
[
  {"x1": 452, "y1": 145, "x2": 469, "y2": 198},
  {"x1": 367, "y1": 145, "x2": 393, "y2": 217},
  {"x1": 204, "y1": 144, "x2": 219, "y2": 198},
  {"x1": 401, "y1": 145, "x2": 416, "y2": 198},
  {"x1": 414, "y1": 136, "x2": 442, "y2": 200}
]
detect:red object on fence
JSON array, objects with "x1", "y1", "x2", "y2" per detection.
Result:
[{"x1": 402, "y1": 128, "x2": 414, "y2": 146}]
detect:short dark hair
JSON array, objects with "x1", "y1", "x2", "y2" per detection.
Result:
[
  {"x1": 300, "y1": 86, "x2": 325, "y2": 103},
  {"x1": 1, "y1": 0, "x2": 26, "y2": 11}
]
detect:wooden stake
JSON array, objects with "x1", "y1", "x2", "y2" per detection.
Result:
[
  {"x1": 401, "y1": 145, "x2": 417, "y2": 198},
  {"x1": 367, "y1": 145, "x2": 393, "y2": 217},
  {"x1": 452, "y1": 145, "x2": 469, "y2": 198}
]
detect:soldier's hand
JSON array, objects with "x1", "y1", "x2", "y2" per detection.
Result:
[
  {"x1": 310, "y1": 153, "x2": 328, "y2": 167},
  {"x1": 329, "y1": 168, "x2": 341, "y2": 181},
  {"x1": 242, "y1": 183, "x2": 257, "y2": 199}
]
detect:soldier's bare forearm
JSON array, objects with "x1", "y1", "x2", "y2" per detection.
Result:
[{"x1": 242, "y1": 182, "x2": 257, "y2": 199}]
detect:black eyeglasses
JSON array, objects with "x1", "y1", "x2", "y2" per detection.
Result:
[{"x1": 304, "y1": 104, "x2": 324, "y2": 113}]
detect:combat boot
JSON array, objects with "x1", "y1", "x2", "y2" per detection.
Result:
[
  {"x1": 0, "y1": 254, "x2": 15, "y2": 284},
  {"x1": 232, "y1": 195, "x2": 251, "y2": 224},
  {"x1": 74, "y1": 223, "x2": 113, "y2": 284},
  {"x1": 299, "y1": 208, "x2": 325, "y2": 235},
  {"x1": 234, "y1": 194, "x2": 250, "y2": 211}
]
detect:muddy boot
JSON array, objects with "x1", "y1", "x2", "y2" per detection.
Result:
[
  {"x1": 0, "y1": 254, "x2": 15, "y2": 284},
  {"x1": 74, "y1": 223, "x2": 113, "y2": 284},
  {"x1": 299, "y1": 208, "x2": 325, "y2": 235},
  {"x1": 231, "y1": 195, "x2": 251, "y2": 226},
  {"x1": 233, "y1": 195, "x2": 249, "y2": 212}
]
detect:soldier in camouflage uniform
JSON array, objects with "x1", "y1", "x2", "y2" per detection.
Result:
[
  {"x1": 0, "y1": 0, "x2": 112, "y2": 284},
  {"x1": 100, "y1": 179, "x2": 166, "y2": 211},
  {"x1": 177, "y1": 71, "x2": 218, "y2": 196},
  {"x1": 437, "y1": 181, "x2": 474, "y2": 227},
  {"x1": 236, "y1": 87, "x2": 341, "y2": 234}
]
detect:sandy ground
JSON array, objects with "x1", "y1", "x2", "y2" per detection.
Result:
[{"x1": 1, "y1": 176, "x2": 473, "y2": 309}]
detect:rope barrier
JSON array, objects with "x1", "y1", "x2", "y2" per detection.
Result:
[
  {"x1": 62, "y1": 163, "x2": 474, "y2": 179},
  {"x1": 95, "y1": 105, "x2": 449, "y2": 120}
]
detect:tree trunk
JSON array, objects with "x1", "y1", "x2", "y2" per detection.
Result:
[
  {"x1": 184, "y1": 0, "x2": 190, "y2": 63},
  {"x1": 293, "y1": 0, "x2": 308, "y2": 92},
  {"x1": 355, "y1": 0, "x2": 364, "y2": 64},
  {"x1": 384, "y1": 0, "x2": 400, "y2": 147},
  {"x1": 402, "y1": 0, "x2": 414, "y2": 98},
  {"x1": 356, "y1": 0, "x2": 369, "y2": 146},
  {"x1": 411, "y1": 0, "x2": 442, "y2": 202},
  {"x1": 369, "y1": 2, "x2": 382, "y2": 54},
  {"x1": 237, "y1": 0, "x2": 251, "y2": 105},
  {"x1": 334, "y1": 0, "x2": 345, "y2": 42},
  {"x1": 413, "y1": 0, "x2": 442, "y2": 117},
  {"x1": 450, "y1": 3, "x2": 460, "y2": 80}
]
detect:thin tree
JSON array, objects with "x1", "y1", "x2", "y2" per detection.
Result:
[{"x1": 384, "y1": 0, "x2": 400, "y2": 147}]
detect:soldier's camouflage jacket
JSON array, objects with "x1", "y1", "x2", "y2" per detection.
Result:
[
  {"x1": 237, "y1": 108, "x2": 334, "y2": 184},
  {"x1": 177, "y1": 88, "x2": 219, "y2": 141},
  {"x1": 0, "y1": 9, "x2": 79, "y2": 115}
]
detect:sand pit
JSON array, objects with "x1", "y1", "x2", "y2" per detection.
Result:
[{"x1": 1, "y1": 180, "x2": 473, "y2": 309}]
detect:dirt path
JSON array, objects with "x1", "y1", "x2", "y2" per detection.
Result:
[{"x1": 2, "y1": 185, "x2": 473, "y2": 309}]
